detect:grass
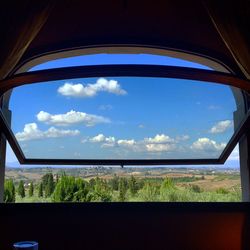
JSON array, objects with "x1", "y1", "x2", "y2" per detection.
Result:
[
  {"x1": 15, "y1": 184, "x2": 242, "y2": 203},
  {"x1": 15, "y1": 190, "x2": 51, "y2": 203}
]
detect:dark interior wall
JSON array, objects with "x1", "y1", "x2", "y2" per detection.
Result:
[{"x1": 1, "y1": 203, "x2": 249, "y2": 250}]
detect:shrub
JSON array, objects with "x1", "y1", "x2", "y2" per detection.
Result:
[
  {"x1": 4, "y1": 179, "x2": 15, "y2": 203},
  {"x1": 190, "y1": 184, "x2": 202, "y2": 193},
  {"x1": 216, "y1": 187, "x2": 229, "y2": 194}
]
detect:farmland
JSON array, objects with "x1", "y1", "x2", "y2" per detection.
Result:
[{"x1": 4, "y1": 166, "x2": 241, "y2": 202}]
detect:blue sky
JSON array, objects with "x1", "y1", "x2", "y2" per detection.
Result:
[
  {"x1": 30, "y1": 53, "x2": 212, "y2": 71},
  {"x1": 5, "y1": 54, "x2": 240, "y2": 167}
]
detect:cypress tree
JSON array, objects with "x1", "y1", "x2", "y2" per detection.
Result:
[
  {"x1": 118, "y1": 178, "x2": 127, "y2": 201},
  {"x1": 55, "y1": 174, "x2": 59, "y2": 183},
  {"x1": 38, "y1": 183, "x2": 43, "y2": 197},
  {"x1": 53, "y1": 181, "x2": 65, "y2": 202},
  {"x1": 92, "y1": 177, "x2": 111, "y2": 202},
  {"x1": 29, "y1": 182, "x2": 34, "y2": 197},
  {"x1": 129, "y1": 175, "x2": 137, "y2": 196},
  {"x1": 18, "y1": 180, "x2": 25, "y2": 198},
  {"x1": 44, "y1": 173, "x2": 55, "y2": 197},
  {"x1": 110, "y1": 174, "x2": 119, "y2": 191},
  {"x1": 4, "y1": 179, "x2": 15, "y2": 203}
]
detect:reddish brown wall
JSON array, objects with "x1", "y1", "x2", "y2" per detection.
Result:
[{"x1": 0, "y1": 203, "x2": 249, "y2": 250}]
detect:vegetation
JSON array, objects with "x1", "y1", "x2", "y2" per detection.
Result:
[
  {"x1": 38, "y1": 183, "x2": 43, "y2": 197},
  {"x1": 4, "y1": 179, "x2": 15, "y2": 202},
  {"x1": 18, "y1": 180, "x2": 25, "y2": 198},
  {"x1": 4, "y1": 169, "x2": 242, "y2": 203},
  {"x1": 29, "y1": 182, "x2": 34, "y2": 197},
  {"x1": 42, "y1": 173, "x2": 55, "y2": 197}
]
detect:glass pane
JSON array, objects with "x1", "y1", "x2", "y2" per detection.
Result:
[
  {"x1": 7, "y1": 77, "x2": 244, "y2": 160},
  {"x1": 5, "y1": 142, "x2": 241, "y2": 202},
  {"x1": 29, "y1": 54, "x2": 211, "y2": 71}
]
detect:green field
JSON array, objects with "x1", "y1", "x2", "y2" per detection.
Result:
[{"x1": 4, "y1": 167, "x2": 241, "y2": 202}]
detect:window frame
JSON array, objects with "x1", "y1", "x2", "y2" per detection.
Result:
[{"x1": 0, "y1": 64, "x2": 250, "y2": 166}]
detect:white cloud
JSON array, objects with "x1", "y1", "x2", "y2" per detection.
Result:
[
  {"x1": 89, "y1": 133, "x2": 176, "y2": 152},
  {"x1": 143, "y1": 134, "x2": 176, "y2": 152},
  {"x1": 37, "y1": 110, "x2": 110, "y2": 127},
  {"x1": 105, "y1": 136, "x2": 116, "y2": 144},
  {"x1": 90, "y1": 134, "x2": 106, "y2": 142},
  {"x1": 191, "y1": 137, "x2": 226, "y2": 152},
  {"x1": 44, "y1": 127, "x2": 79, "y2": 138},
  {"x1": 16, "y1": 123, "x2": 80, "y2": 141},
  {"x1": 117, "y1": 139, "x2": 136, "y2": 147},
  {"x1": 102, "y1": 139, "x2": 116, "y2": 147},
  {"x1": 90, "y1": 134, "x2": 137, "y2": 149},
  {"x1": 144, "y1": 134, "x2": 175, "y2": 144},
  {"x1": 16, "y1": 123, "x2": 43, "y2": 141},
  {"x1": 209, "y1": 120, "x2": 233, "y2": 134},
  {"x1": 146, "y1": 143, "x2": 175, "y2": 152},
  {"x1": 89, "y1": 134, "x2": 116, "y2": 147},
  {"x1": 58, "y1": 78, "x2": 127, "y2": 98}
]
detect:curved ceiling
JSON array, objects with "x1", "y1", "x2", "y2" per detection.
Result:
[{"x1": 0, "y1": 0, "x2": 249, "y2": 76}]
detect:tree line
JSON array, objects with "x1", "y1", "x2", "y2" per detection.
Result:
[
  {"x1": 4, "y1": 173, "x2": 54, "y2": 202},
  {"x1": 4, "y1": 173, "x2": 157, "y2": 202},
  {"x1": 4, "y1": 172, "x2": 240, "y2": 202}
]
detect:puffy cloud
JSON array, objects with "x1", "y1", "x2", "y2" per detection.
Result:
[
  {"x1": 191, "y1": 137, "x2": 226, "y2": 152},
  {"x1": 89, "y1": 133, "x2": 176, "y2": 152},
  {"x1": 102, "y1": 137, "x2": 116, "y2": 148},
  {"x1": 90, "y1": 135, "x2": 137, "y2": 149},
  {"x1": 90, "y1": 134, "x2": 106, "y2": 142},
  {"x1": 146, "y1": 144, "x2": 175, "y2": 152},
  {"x1": 37, "y1": 110, "x2": 110, "y2": 127},
  {"x1": 16, "y1": 123, "x2": 43, "y2": 141},
  {"x1": 44, "y1": 127, "x2": 79, "y2": 138},
  {"x1": 117, "y1": 139, "x2": 136, "y2": 147},
  {"x1": 144, "y1": 134, "x2": 176, "y2": 152},
  {"x1": 36, "y1": 111, "x2": 50, "y2": 122},
  {"x1": 209, "y1": 120, "x2": 233, "y2": 134},
  {"x1": 15, "y1": 123, "x2": 80, "y2": 141},
  {"x1": 58, "y1": 78, "x2": 127, "y2": 98},
  {"x1": 89, "y1": 134, "x2": 116, "y2": 147},
  {"x1": 144, "y1": 134, "x2": 175, "y2": 144}
]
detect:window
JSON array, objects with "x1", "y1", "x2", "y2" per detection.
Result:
[
  {"x1": 29, "y1": 53, "x2": 211, "y2": 71},
  {"x1": 1, "y1": 50, "x2": 249, "y2": 203},
  {"x1": 17, "y1": 47, "x2": 226, "y2": 73},
  {"x1": 5, "y1": 143, "x2": 241, "y2": 202},
  {"x1": 6, "y1": 77, "x2": 245, "y2": 163}
]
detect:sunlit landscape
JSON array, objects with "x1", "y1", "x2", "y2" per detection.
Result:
[
  {"x1": 3, "y1": 55, "x2": 243, "y2": 203},
  {"x1": 4, "y1": 166, "x2": 241, "y2": 202}
]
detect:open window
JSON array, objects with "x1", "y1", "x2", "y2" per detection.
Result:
[{"x1": 1, "y1": 48, "x2": 250, "y2": 202}]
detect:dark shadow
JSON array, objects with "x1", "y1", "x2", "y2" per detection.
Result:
[{"x1": 241, "y1": 210, "x2": 250, "y2": 250}]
